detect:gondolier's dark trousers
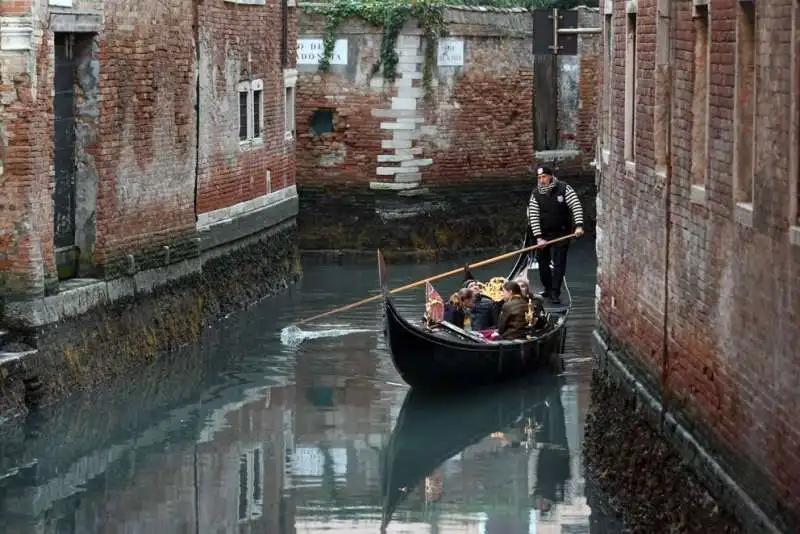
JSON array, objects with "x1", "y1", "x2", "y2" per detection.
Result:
[{"x1": 535, "y1": 240, "x2": 569, "y2": 296}]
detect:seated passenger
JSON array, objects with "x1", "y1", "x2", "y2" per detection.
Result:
[
  {"x1": 514, "y1": 276, "x2": 532, "y2": 303},
  {"x1": 495, "y1": 281, "x2": 529, "y2": 340},
  {"x1": 464, "y1": 280, "x2": 501, "y2": 331},
  {"x1": 444, "y1": 288, "x2": 475, "y2": 329}
]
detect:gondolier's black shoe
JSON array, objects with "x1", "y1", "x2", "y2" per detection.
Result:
[
  {"x1": 549, "y1": 294, "x2": 561, "y2": 305},
  {"x1": 539, "y1": 290, "x2": 552, "y2": 299}
]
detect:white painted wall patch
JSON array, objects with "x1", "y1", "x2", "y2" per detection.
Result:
[
  {"x1": 437, "y1": 38, "x2": 464, "y2": 66},
  {"x1": 297, "y1": 38, "x2": 348, "y2": 65}
]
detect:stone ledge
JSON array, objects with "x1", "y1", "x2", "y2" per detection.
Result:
[
  {"x1": 0, "y1": 16, "x2": 34, "y2": 51},
  {"x1": 49, "y1": 11, "x2": 103, "y2": 32},
  {"x1": 369, "y1": 181, "x2": 420, "y2": 191},
  {"x1": 4, "y1": 199, "x2": 299, "y2": 330},
  {"x1": 198, "y1": 193, "x2": 299, "y2": 253},
  {"x1": 592, "y1": 330, "x2": 786, "y2": 534},
  {"x1": 4, "y1": 259, "x2": 204, "y2": 330},
  {"x1": 197, "y1": 186, "x2": 297, "y2": 230},
  {"x1": 535, "y1": 149, "x2": 582, "y2": 162}
]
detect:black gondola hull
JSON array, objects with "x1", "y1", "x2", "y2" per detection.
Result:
[
  {"x1": 380, "y1": 228, "x2": 571, "y2": 391},
  {"x1": 384, "y1": 298, "x2": 565, "y2": 390}
]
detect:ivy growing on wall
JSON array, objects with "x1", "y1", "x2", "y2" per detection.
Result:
[
  {"x1": 308, "y1": 0, "x2": 448, "y2": 95},
  {"x1": 308, "y1": 0, "x2": 596, "y2": 94}
]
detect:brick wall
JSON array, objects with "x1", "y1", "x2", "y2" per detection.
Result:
[
  {"x1": 94, "y1": 0, "x2": 196, "y2": 263},
  {"x1": 0, "y1": 0, "x2": 299, "y2": 301},
  {"x1": 294, "y1": 16, "x2": 391, "y2": 186},
  {"x1": 296, "y1": 5, "x2": 601, "y2": 189},
  {"x1": 0, "y1": 0, "x2": 61, "y2": 297},
  {"x1": 0, "y1": 0, "x2": 197, "y2": 295},
  {"x1": 196, "y1": 0, "x2": 298, "y2": 215},
  {"x1": 596, "y1": 0, "x2": 800, "y2": 530}
]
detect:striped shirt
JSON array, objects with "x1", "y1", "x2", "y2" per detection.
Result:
[{"x1": 527, "y1": 180, "x2": 584, "y2": 239}]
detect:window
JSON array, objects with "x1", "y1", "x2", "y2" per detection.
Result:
[
  {"x1": 310, "y1": 109, "x2": 334, "y2": 136},
  {"x1": 284, "y1": 68, "x2": 297, "y2": 140},
  {"x1": 285, "y1": 87, "x2": 295, "y2": 139},
  {"x1": 238, "y1": 447, "x2": 264, "y2": 523},
  {"x1": 253, "y1": 86, "x2": 263, "y2": 139},
  {"x1": 691, "y1": 3, "x2": 710, "y2": 190},
  {"x1": 734, "y1": 1, "x2": 756, "y2": 208},
  {"x1": 624, "y1": 11, "x2": 637, "y2": 162},
  {"x1": 238, "y1": 79, "x2": 263, "y2": 145},
  {"x1": 603, "y1": 12, "x2": 613, "y2": 149},
  {"x1": 654, "y1": 0, "x2": 671, "y2": 174}
]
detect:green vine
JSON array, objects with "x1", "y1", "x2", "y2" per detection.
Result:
[{"x1": 308, "y1": 0, "x2": 449, "y2": 95}]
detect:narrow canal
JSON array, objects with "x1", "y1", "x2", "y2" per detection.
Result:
[{"x1": 0, "y1": 239, "x2": 627, "y2": 533}]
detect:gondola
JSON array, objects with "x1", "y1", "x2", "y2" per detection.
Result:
[
  {"x1": 377, "y1": 228, "x2": 572, "y2": 391},
  {"x1": 379, "y1": 373, "x2": 570, "y2": 531}
]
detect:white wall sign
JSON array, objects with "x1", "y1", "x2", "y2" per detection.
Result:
[
  {"x1": 297, "y1": 38, "x2": 348, "y2": 66},
  {"x1": 437, "y1": 38, "x2": 464, "y2": 66}
]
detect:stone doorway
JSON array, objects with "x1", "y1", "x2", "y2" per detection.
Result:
[{"x1": 52, "y1": 32, "x2": 98, "y2": 281}]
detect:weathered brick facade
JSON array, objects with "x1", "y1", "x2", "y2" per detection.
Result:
[
  {"x1": 296, "y1": 5, "x2": 600, "y2": 188},
  {"x1": 294, "y1": 5, "x2": 600, "y2": 254},
  {"x1": 0, "y1": 0, "x2": 298, "y2": 302},
  {"x1": 595, "y1": 0, "x2": 800, "y2": 530},
  {"x1": 0, "y1": 0, "x2": 300, "y2": 417},
  {"x1": 197, "y1": 0, "x2": 298, "y2": 215}
]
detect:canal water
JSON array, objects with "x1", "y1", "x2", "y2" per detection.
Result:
[{"x1": 0, "y1": 239, "x2": 627, "y2": 533}]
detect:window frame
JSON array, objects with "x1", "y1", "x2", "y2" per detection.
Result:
[
  {"x1": 238, "y1": 79, "x2": 264, "y2": 148},
  {"x1": 284, "y1": 69, "x2": 297, "y2": 141}
]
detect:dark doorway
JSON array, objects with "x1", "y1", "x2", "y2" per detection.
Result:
[
  {"x1": 533, "y1": 55, "x2": 558, "y2": 151},
  {"x1": 53, "y1": 32, "x2": 78, "y2": 280}
]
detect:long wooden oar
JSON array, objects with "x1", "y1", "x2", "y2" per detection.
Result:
[{"x1": 292, "y1": 232, "x2": 578, "y2": 327}]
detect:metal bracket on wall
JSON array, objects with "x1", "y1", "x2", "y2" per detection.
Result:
[{"x1": 533, "y1": 8, "x2": 602, "y2": 56}]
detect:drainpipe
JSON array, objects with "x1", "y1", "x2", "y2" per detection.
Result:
[
  {"x1": 660, "y1": 24, "x2": 674, "y2": 421},
  {"x1": 193, "y1": 0, "x2": 202, "y2": 222}
]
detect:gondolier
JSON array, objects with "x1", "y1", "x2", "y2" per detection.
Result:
[{"x1": 527, "y1": 164, "x2": 584, "y2": 305}]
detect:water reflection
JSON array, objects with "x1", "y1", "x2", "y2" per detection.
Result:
[
  {"x1": 0, "y1": 241, "x2": 616, "y2": 533},
  {"x1": 380, "y1": 374, "x2": 573, "y2": 534}
]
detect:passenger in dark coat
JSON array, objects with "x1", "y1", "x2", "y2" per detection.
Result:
[
  {"x1": 443, "y1": 288, "x2": 475, "y2": 329},
  {"x1": 496, "y1": 281, "x2": 529, "y2": 340},
  {"x1": 464, "y1": 280, "x2": 500, "y2": 330}
]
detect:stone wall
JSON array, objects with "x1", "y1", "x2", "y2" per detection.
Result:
[
  {"x1": 298, "y1": 178, "x2": 596, "y2": 261},
  {"x1": 294, "y1": 4, "x2": 600, "y2": 253},
  {"x1": 595, "y1": 0, "x2": 800, "y2": 531}
]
